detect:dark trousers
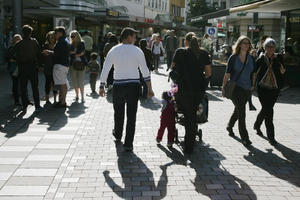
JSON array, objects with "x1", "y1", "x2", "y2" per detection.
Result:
[
  {"x1": 177, "y1": 93, "x2": 203, "y2": 151},
  {"x1": 45, "y1": 74, "x2": 57, "y2": 95},
  {"x1": 90, "y1": 73, "x2": 98, "y2": 92},
  {"x1": 153, "y1": 54, "x2": 160, "y2": 70},
  {"x1": 156, "y1": 119, "x2": 175, "y2": 142},
  {"x1": 113, "y1": 84, "x2": 140, "y2": 148},
  {"x1": 11, "y1": 75, "x2": 20, "y2": 104},
  {"x1": 166, "y1": 51, "x2": 174, "y2": 69},
  {"x1": 228, "y1": 86, "x2": 251, "y2": 141},
  {"x1": 255, "y1": 86, "x2": 279, "y2": 140},
  {"x1": 19, "y1": 72, "x2": 40, "y2": 109}
]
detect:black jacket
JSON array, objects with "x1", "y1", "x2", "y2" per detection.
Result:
[
  {"x1": 256, "y1": 53, "x2": 285, "y2": 89},
  {"x1": 53, "y1": 37, "x2": 71, "y2": 67}
]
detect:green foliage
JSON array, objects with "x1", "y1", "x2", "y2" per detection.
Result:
[{"x1": 188, "y1": 0, "x2": 216, "y2": 27}]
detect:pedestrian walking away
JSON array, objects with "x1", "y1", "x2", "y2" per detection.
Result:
[
  {"x1": 70, "y1": 30, "x2": 87, "y2": 103},
  {"x1": 222, "y1": 35, "x2": 257, "y2": 147},
  {"x1": 43, "y1": 26, "x2": 71, "y2": 108},
  {"x1": 14, "y1": 25, "x2": 42, "y2": 113},
  {"x1": 7, "y1": 34, "x2": 22, "y2": 107},
  {"x1": 254, "y1": 38, "x2": 286, "y2": 145},
  {"x1": 156, "y1": 91, "x2": 176, "y2": 147},
  {"x1": 151, "y1": 34, "x2": 164, "y2": 73},
  {"x1": 165, "y1": 30, "x2": 178, "y2": 71},
  {"x1": 99, "y1": 27, "x2": 155, "y2": 152},
  {"x1": 82, "y1": 30, "x2": 93, "y2": 62},
  {"x1": 171, "y1": 32, "x2": 211, "y2": 154}
]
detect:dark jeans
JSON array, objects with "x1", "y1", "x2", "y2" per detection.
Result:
[
  {"x1": 19, "y1": 72, "x2": 40, "y2": 109},
  {"x1": 166, "y1": 51, "x2": 174, "y2": 69},
  {"x1": 113, "y1": 83, "x2": 140, "y2": 148},
  {"x1": 11, "y1": 75, "x2": 20, "y2": 104},
  {"x1": 153, "y1": 54, "x2": 160, "y2": 70},
  {"x1": 45, "y1": 74, "x2": 57, "y2": 95},
  {"x1": 90, "y1": 73, "x2": 98, "y2": 92},
  {"x1": 255, "y1": 86, "x2": 280, "y2": 140},
  {"x1": 228, "y1": 86, "x2": 251, "y2": 141},
  {"x1": 176, "y1": 92, "x2": 203, "y2": 152}
]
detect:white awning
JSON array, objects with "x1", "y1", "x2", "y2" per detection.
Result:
[{"x1": 230, "y1": 0, "x2": 300, "y2": 13}]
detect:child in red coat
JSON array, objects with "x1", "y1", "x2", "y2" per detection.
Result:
[{"x1": 156, "y1": 91, "x2": 176, "y2": 147}]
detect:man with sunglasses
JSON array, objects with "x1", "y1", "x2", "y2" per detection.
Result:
[{"x1": 99, "y1": 27, "x2": 154, "y2": 152}]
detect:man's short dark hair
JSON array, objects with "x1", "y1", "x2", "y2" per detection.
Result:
[
  {"x1": 120, "y1": 27, "x2": 139, "y2": 42},
  {"x1": 22, "y1": 25, "x2": 33, "y2": 38},
  {"x1": 54, "y1": 26, "x2": 66, "y2": 37}
]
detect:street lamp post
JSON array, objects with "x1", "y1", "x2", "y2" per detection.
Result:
[{"x1": 13, "y1": 0, "x2": 23, "y2": 34}]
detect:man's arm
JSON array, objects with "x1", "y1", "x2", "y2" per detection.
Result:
[{"x1": 99, "y1": 51, "x2": 113, "y2": 96}]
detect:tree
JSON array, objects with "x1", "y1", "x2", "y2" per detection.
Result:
[{"x1": 187, "y1": 0, "x2": 216, "y2": 27}]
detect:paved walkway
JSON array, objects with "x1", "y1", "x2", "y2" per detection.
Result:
[{"x1": 0, "y1": 64, "x2": 299, "y2": 200}]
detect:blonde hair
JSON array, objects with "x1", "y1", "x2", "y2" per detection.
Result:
[
  {"x1": 70, "y1": 30, "x2": 83, "y2": 48},
  {"x1": 232, "y1": 35, "x2": 253, "y2": 55},
  {"x1": 13, "y1": 34, "x2": 22, "y2": 44},
  {"x1": 45, "y1": 31, "x2": 55, "y2": 45}
]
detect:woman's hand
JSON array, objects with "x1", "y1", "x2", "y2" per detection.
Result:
[{"x1": 250, "y1": 86, "x2": 255, "y2": 92}]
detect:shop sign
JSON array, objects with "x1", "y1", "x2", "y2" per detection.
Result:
[
  {"x1": 54, "y1": 17, "x2": 74, "y2": 36},
  {"x1": 289, "y1": 17, "x2": 300, "y2": 23},
  {"x1": 145, "y1": 18, "x2": 155, "y2": 24},
  {"x1": 228, "y1": 25, "x2": 234, "y2": 32},
  {"x1": 107, "y1": 10, "x2": 119, "y2": 17}
]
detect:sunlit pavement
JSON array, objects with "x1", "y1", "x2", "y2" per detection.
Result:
[{"x1": 0, "y1": 64, "x2": 299, "y2": 200}]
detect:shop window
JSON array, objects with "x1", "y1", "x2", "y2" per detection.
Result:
[{"x1": 247, "y1": 25, "x2": 264, "y2": 47}]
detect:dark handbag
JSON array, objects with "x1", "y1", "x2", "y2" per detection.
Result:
[
  {"x1": 73, "y1": 60, "x2": 85, "y2": 71},
  {"x1": 224, "y1": 56, "x2": 248, "y2": 99},
  {"x1": 169, "y1": 66, "x2": 180, "y2": 84}
]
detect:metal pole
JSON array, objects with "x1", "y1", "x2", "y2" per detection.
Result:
[{"x1": 13, "y1": 0, "x2": 23, "y2": 34}]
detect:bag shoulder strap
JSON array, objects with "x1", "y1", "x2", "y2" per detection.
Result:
[{"x1": 235, "y1": 55, "x2": 248, "y2": 81}]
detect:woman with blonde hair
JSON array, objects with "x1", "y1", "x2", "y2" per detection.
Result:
[
  {"x1": 70, "y1": 30, "x2": 87, "y2": 103},
  {"x1": 171, "y1": 32, "x2": 211, "y2": 153},
  {"x1": 42, "y1": 31, "x2": 58, "y2": 104},
  {"x1": 222, "y1": 35, "x2": 257, "y2": 146}
]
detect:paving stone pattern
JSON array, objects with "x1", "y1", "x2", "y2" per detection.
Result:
[{"x1": 0, "y1": 65, "x2": 300, "y2": 199}]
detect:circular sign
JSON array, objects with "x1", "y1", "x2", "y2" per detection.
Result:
[{"x1": 208, "y1": 27, "x2": 216, "y2": 35}]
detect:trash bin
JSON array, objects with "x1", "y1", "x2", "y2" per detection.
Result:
[{"x1": 210, "y1": 60, "x2": 226, "y2": 87}]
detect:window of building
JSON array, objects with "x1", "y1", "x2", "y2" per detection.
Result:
[
  {"x1": 152, "y1": 0, "x2": 154, "y2": 7},
  {"x1": 159, "y1": 0, "x2": 161, "y2": 9},
  {"x1": 221, "y1": 1, "x2": 226, "y2": 9},
  {"x1": 148, "y1": 0, "x2": 151, "y2": 7}
]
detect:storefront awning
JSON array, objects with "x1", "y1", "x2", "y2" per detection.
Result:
[
  {"x1": 189, "y1": 9, "x2": 230, "y2": 22},
  {"x1": 229, "y1": 0, "x2": 300, "y2": 13}
]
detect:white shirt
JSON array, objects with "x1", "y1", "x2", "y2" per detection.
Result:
[
  {"x1": 151, "y1": 41, "x2": 164, "y2": 55},
  {"x1": 100, "y1": 43, "x2": 150, "y2": 87}
]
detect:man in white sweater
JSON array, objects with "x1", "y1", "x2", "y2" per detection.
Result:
[{"x1": 99, "y1": 27, "x2": 154, "y2": 152}]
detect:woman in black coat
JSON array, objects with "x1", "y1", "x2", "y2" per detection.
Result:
[{"x1": 254, "y1": 38, "x2": 286, "y2": 145}]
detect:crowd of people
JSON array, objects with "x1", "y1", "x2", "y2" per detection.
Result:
[{"x1": 6, "y1": 24, "x2": 287, "y2": 154}]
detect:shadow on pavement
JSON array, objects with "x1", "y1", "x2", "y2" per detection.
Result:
[
  {"x1": 139, "y1": 98, "x2": 161, "y2": 110},
  {"x1": 277, "y1": 87, "x2": 300, "y2": 104},
  {"x1": 244, "y1": 145, "x2": 300, "y2": 187},
  {"x1": 158, "y1": 144, "x2": 257, "y2": 200},
  {"x1": 103, "y1": 142, "x2": 167, "y2": 199},
  {"x1": 67, "y1": 102, "x2": 88, "y2": 118},
  {"x1": 2, "y1": 112, "x2": 35, "y2": 138},
  {"x1": 36, "y1": 106, "x2": 68, "y2": 131}
]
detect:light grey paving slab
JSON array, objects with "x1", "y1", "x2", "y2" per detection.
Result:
[
  {"x1": 8, "y1": 136, "x2": 42, "y2": 142},
  {"x1": 30, "y1": 149, "x2": 67, "y2": 155},
  {"x1": 0, "y1": 152, "x2": 28, "y2": 158},
  {"x1": 0, "y1": 158, "x2": 24, "y2": 165},
  {"x1": 35, "y1": 144, "x2": 70, "y2": 149},
  {"x1": 0, "y1": 186, "x2": 49, "y2": 195},
  {"x1": 13, "y1": 169, "x2": 57, "y2": 177},
  {"x1": 43, "y1": 134, "x2": 74, "y2": 139},
  {"x1": 0, "y1": 196, "x2": 44, "y2": 200},
  {"x1": 0, "y1": 172, "x2": 12, "y2": 181},
  {"x1": 4, "y1": 141, "x2": 38, "y2": 146},
  {"x1": 25, "y1": 155, "x2": 65, "y2": 161},
  {"x1": 6, "y1": 177, "x2": 53, "y2": 186},
  {"x1": 20, "y1": 161, "x2": 62, "y2": 168},
  {"x1": 0, "y1": 146, "x2": 34, "y2": 152},
  {"x1": 0, "y1": 165, "x2": 19, "y2": 172}
]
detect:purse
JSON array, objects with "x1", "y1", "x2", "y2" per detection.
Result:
[
  {"x1": 73, "y1": 60, "x2": 85, "y2": 71},
  {"x1": 224, "y1": 55, "x2": 248, "y2": 99}
]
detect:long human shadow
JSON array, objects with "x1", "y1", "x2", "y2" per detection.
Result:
[
  {"x1": 2, "y1": 112, "x2": 35, "y2": 138},
  {"x1": 36, "y1": 105, "x2": 68, "y2": 131},
  {"x1": 67, "y1": 102, "x2": 88, "y2": 118},
  {"x1": 244, "y1": 145, "x2": 300, "y2": 187},
  {"x1": 158, "y1": 144, "x2": 257, "y2": 200},
  {"x1": 103, "y1": 142, "x2": 168, "y2": 199},
  {"x1": 139, "y1": 98, "x2": 161, "y2": 110}
]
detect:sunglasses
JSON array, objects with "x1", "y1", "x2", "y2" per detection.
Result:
[
  {"x1": 71, "y1": 35, "x2": 75, "y2": 38},
  {"x1": 241, "y1": 42, "x2": 250, "y2": 45}
]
